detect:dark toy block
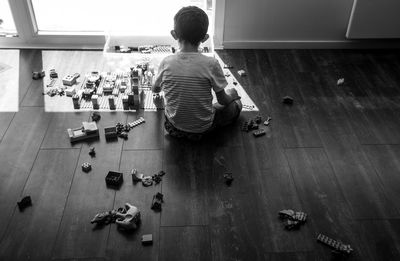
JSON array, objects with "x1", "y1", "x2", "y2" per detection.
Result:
[
  {"x1": 224, "y1": 172, "x2": 234, "y2": 186},
  {"x1": 104, "y1": 126, "x2": 118, "y2": 140},
  {"x1": 142, "y1": 176, "x2": 153, "y2": 187},
  {"x1": 17, "y1": 196, "x2": 32, "y2": 211},
  {"x1": 151, "y1": 192, "x2": 164, "y2": 211},
  {"x1": 89, "y1": 147, "x2": 96, "y2": 157},
  {"x1": 91, "y1": 112, "x2": 101, "y2": 122},
  {"x1": 317, "y1": 233, "x2": 353, "y2": 255},
  {"x1": 105, "y1": 171, "x2": 124, "y2": 188},
  {"x1": 32, "y1": 71, "x2": 45, "y2": 80},
  {"x1": 82, "y1": 162, "x2": 92, "y2": 172},
  {"x1": 282, "y1": 96, "x2": 294, "y2": 105}
]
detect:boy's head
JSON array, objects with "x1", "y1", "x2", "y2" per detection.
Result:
[{"x1": 172, "y1": 6, "x2": 209, "y2": 46}]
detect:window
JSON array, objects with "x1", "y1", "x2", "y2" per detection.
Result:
[
  {"x1": 0, "y1": 0, "x2": 222, "y2": 48},
  {"x1": 0, "y1": 0, "x2": 17, "y2": 36}
]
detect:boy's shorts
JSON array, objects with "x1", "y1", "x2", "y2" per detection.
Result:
[{"x1": 164, "y1": 100, "x2": 242, "y2": 140}]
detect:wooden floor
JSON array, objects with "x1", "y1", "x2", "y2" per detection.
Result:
[{"x1": 1, "y1": 49, "x2": 400, "y2": 261}]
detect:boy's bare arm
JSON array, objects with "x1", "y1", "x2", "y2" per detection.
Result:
[{"x1": 216, "y1": 88, "x2": 241, "y2": 106}]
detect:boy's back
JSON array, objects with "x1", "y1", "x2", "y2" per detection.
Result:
[{"x1": 155, "y1": 52, "x2": 227, "y2": 133}]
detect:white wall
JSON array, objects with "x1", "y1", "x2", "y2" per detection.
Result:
[{"x1": 222, "y1": 0, "x2": 355, "y2": 48}]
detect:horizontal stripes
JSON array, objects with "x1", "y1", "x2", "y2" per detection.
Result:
[{"x1": 155, "y1": 53, "x2": 228, "y2": 133}]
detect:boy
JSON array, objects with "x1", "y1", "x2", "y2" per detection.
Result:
[{"x1": 152, "y1": 6, "x2": 242, "y2": 139}]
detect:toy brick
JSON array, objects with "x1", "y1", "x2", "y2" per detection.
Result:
[
  {"x1": 131, "y1": 169, "x2": 144, "y2": 182},
  {"x1": 89, "y1": 147, "x2": 96, "y2": 157},
  {"x1": 105, "y1": 171, "x2": 124, "y2": 188},
  {"x1": 224, "y1": 172, "x2": 234, "y2": 186},
  {"x1": 17, "y1": 196, "x2": 32, "y2": 211},
  {"x1": 142, "y1": 176, "x2": 153, "y2": 187},
  {"x1": 65, "y1": 87, "x2": 76, "y2": 97},
  {"x1": 253, "y1": 128, "x2": 266, "y2": 137},
  {"x1": 282, "y1": 96, "x2": 294, "y2": 105},
  {"x1": 141, "y1": 234, "x2": 153, "y2": 245},
  {"x1": 91, "y1": 95, "x2": 99, "y2": 109},
  {"x1": 82, "y1": 162, "x2": 92, "y2": 172},
  {"x1": 104, "y1": 126, "x2": 118, "y2": 140},
  {"x1": 72, "y1": 94, "x2": 80, "y2": 109}
]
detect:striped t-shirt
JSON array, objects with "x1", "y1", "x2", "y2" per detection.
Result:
[{"x1": 154, "y1": 52, "x2": 228, "y2": 133}]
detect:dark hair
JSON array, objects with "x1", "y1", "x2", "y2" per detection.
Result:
[{"x1": 174, "y1": 6, "x2": 209, "y2": 46}]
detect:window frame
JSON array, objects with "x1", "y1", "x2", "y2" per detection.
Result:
[{"x1": 0, "y1": 0, "x2": 224, "y2": 49}]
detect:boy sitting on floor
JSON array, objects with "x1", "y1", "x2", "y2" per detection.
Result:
[{"x1": 152, "y1": 6, "x2": 242, "y2": 139}]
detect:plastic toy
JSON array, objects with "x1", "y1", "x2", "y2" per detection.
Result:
[
  {"x1": 62, "y1": 73, "x2": 80, "y2": 86},
  {"x1": 65, "y1": 87, "x2": 76, "y2": 97},
  {"x1": 90, "y1": 210, "x2": 117, "y2": 225},
  {"x1": 67, "y1": 121, "x2": 99, "y2": 143},
  {"x1": 278, "y1": 209, "x2": 307, "y2": 230},
  {"x1": 238, "y1": 70, "x2": 246, "y2": 76},
  {"x1": 253, "y1": 129, "x2": 266, "y2": 137},
  {"x1": 337, "y1": 78, "x2": 345, "y2": 86},
  {"x1": 72, "y1": 94, "x2": 80, "y2": 109},
  {"x1": 115, "y1": 203, "x2": 141, "y2": 230},
  {"x1": 128, "y1": 117, "x2": 145, "y2": 128},
  {"x1": 82, "y1": 162, "x2": 92, "y2": 172},
  {"x1": 131, "y1": 169, "x2": 144, "y2": 183},
  {"x1": 264, "y1": 117, "x2": 272, "y2": 126},
  {"x1": 105, "y1": 171, "x2": 123, "y2": 188},
  {"x1": 224, "y1": 172, "x2": 234, "y2": 186},
  {"x1": 317, "y1": 233, "x2": 353, "y2": 255},
  {"x1": 89, "y1": 147, "x2": 96, "y2": 157},
  {"x1": 151, "y1": 192, "x2": 164, "y2": 211},
  {"x1": 104, "y1": 126, "x2": 118, "y2": 140},
  {"x1": 223, "y1": 64, "x2": 233, "y2": 69},
  {"x1": 142, "y1": 234, "x2": 153, "y2": 245},
  {"x1": 282, "y1": 96, "x2": 294, "y2": 105},
  {"x1": 91, "y1": 112, "x2": 101, "y2": 122},
  {"x1": 91, "y1": 95, "x2": 99, "y2": 110},
  {"x1": 50, "y1": 69, "x2": 58, "y2": 78},
  {"x1": 17, "y1": 196, "x2": 32, "y2": 211},
  {"x1": 243, "y1": 104, "x2": 255, "y2": 110},
  {"x1": 32, "y1": 71, "x2": 45, "y2": 80},
  {"x1": 241, "y1": 119, "x2": 259, "y2": 132},
  {"x1": 151, "y1": 170, "x2": 165, "y2": 184},
  {"x1": 254, "y1": 115, "x2": 262, "y2": 124},
  {"x1": 118, "y1": 131, "x2": 128, "y2": 140},
  {"x1": 142, "y1": 176, "x2": 153, "y2": 187}
]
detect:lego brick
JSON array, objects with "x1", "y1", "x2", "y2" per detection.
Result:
[
  {"x1": 223, "y1": 172, "x2": 234, "y2": 186},
  {"x1": 82, "y1": 162, "x2": 92, "y2": 172},
  {"x1": 253, "y1": 128, "x2": 266, "y2": 137},
  {"x1": 17, "y1": 196, "x2": 32, "y2": 211},
  {"x1": 105, "y1": 171, "x2": 123, "y2": 188},
  {"x1": 108, "y1": 96, "x2": 116, "y2": 110},
  {"x1": 104, "y1": 126, "x2": 118, "y2": 140},
  {"x1": 65, "y1": 87, "x2": 76, "y2": 97},
  {"x1": 141, "y1": 234, "x2": 153, "y2": 245},
  {"x1": 91, "y1": 95, "x2": 99, "y2": 110},
  {"x1": 32, "y1": 71, "x2": 45, "y2": 80},
  {"x1": 282, "y1": 96, "x2": 294, "y2": 105}
]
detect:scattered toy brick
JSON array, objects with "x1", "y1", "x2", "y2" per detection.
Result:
[
  {"x1": 254, "y1": 115, "x2": 262, "y2": 124},
  {"x1": 264, "y1": 116, "x2": 272, "y2": 126},
  {"x1": 142, "y1": 234, "x2": 153, "y2": 245},
  {"x1": 131, "y1": 169, "x2": 144, "y2": 183},
  {"x1": 32, "y1": 71, "x2": 45, "y2": 80},
  {"x1": 17, "y1": 196, "x2": 32, "y2": 211},
  {"x1": 49, "y1": 69, "x2": 58, "y2": 78},
  {"x1": 105, "y1": 171, "x2": 124, "y2": 188},
  {"x1": 284, "y1": 219, "x2": 301, "y2": 230},
  {"x1": 238, "y1": 70, "x2": 246, "y2": 76},
  {"x1": 317, "y1": 233, "x2": 353, "y2": 255},
  {"x1": 151, "y1": 192, "x2": 164, "y2": 211},
  {"x1": 151, "y1": 170, "x2": 166, "y2": 185},
  {"x1": 278, "y1": 209, "x2": 307, "y2": 230},
  {"x1": 243, "y1": 104, "x2": 255, "y2": 110},
  {"x1": 223, "y1": 64, "x2": 233, "y2": 69},
  {"x1": 233, "y1": 81, "x2": 238, "y2": 85},
  {"x1": 91, "y1": 112, "x2": 101, "y2": 122},
  {"x1": 224, "y1": 172, "x2": 234, "y2": 186},
  {"x1": 282, "y1": 96, "x2": 294, "y2": 105},
  {"x1": 253, "y1": 128, "x2": 266, "y2": 137},
  {"x1": 82, "y1": 162, "x2": 92, "y2": 172},
  {"x1": 337, "y1": 78, "x2": 345, "y2": 86},
  {"x1": 142, "y1": 176, "x2": 153, "y2": 187},
  {"x1": 89, "y1": 147, "x2": 96, "y2": 157}
]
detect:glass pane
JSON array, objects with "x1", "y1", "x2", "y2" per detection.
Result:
[
  {"x1": 31, "y1": 0, "x2": 211, "y2": 34},
  {"x1": 0, "y1": 0, "x2": 17, "y2": 36}
]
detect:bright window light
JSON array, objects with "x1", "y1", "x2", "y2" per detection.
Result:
[
  {"x1": 0, "y1": 0, "x2": 18, "y2": 36},
  {"x1": 31, "y1": 0, "x2": 212, "y2": 35}
]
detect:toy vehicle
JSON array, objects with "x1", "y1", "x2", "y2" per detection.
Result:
[{"x1": 67, "y1": 121, "x2": 99, "y2": 143}]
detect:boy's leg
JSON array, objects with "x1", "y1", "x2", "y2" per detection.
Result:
[{"x1": 211, "y1": 99, "x2": 242, "y2": 129}]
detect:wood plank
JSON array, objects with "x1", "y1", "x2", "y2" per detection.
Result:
[
  {"x1": 0, "y1": 112, "x2": 14, "y2": 142},
  {"x1": 160, "y1": 137, "x2": 213, "y2": 226},
  {"x1": 52, "y1": 112, "x2": 126, "y2": 260},
  {"x1": 159, "y1": 226, "x2": 211, "y2": 261},
  {"x1": 285, "y1": 148, "x2": 365, "y2": 260},
  {"x1": 123, "y1": 111, "x2": 164, "y2": 150},
  {"x1": 353, "y1": 219, "x2": 400, "y2": 261},
  {"x1": 320, "y1": 132, "x2": 399, "y2": 218},
  {"x1": 363, "y1": 145, "x2": 400, "y2": 213},
  {"x1": 106, "y1": 150, "x2": 162, "y2": 261},
  {"x1": 20, "y1": 50, "x2": 44, "y2": 107},
  {"x1": 0, "y1": 149, "x2": 80, "y2": 261},
  {"x1": 41, "y1": 111, "x2": 90, "y2": 149},
  {"x1": 0, "y1": 107, "x2": 51, "y2": 240}
]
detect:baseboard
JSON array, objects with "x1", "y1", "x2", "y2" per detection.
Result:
[{"x1": 222, "y1": 40, "x2": 400, "y2": 49}]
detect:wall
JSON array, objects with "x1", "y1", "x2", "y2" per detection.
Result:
[{"x1": 222, "y1": 0, "x2": 355, "y2": 48}]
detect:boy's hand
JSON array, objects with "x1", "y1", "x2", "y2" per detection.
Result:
[{"x1": 226, "y1": 88, "x2": 240, "y2": 101}]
